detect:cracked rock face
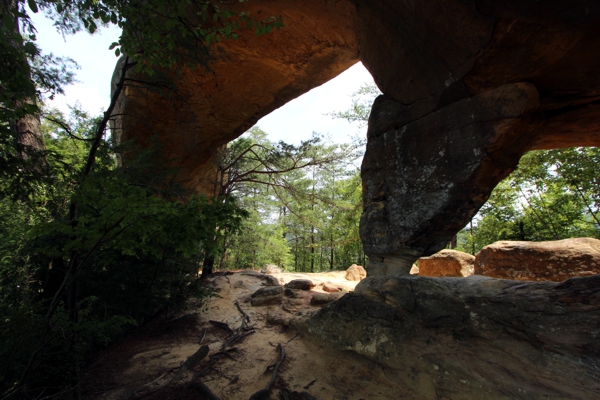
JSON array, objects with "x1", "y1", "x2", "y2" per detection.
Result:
[
  {"x1": 115, "y1": 0, "x2": 600, "y2": 274},
  {"x1": 294, "y1": 274, "x2": 600, "y2": 399},
  {"x1": 361, "y1": 83, "x2": 541, "y2": 274}
]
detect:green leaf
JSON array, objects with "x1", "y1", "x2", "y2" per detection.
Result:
[
  {"x1": 27, "y1": 0, "x2": 38, "y2": 13},
  {"x1": 2, "y1": 13, "x2": 15, "y2": 31},
  {"x1": 115, "y1": 48, "x2": 121, "y2": 57}
]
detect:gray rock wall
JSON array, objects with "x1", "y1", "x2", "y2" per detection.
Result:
[{"x1": 295, "y1": 275, "x2": 600, "y2": 399}]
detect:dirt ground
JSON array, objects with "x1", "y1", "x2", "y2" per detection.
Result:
[{"x1": 81, "y1": 270, "x2": 417, "y2": 400}]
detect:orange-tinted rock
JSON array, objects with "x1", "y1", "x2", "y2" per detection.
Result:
[
  {"x1": 418, "y1": 250, "x2": 474, "y2": 277},
  {"x1": 114, "y1": 0, "x2": 359, "y2": 193},
  {"x1": 475, "y1": 238, "x2": 600, "y2": 282},
  {"x1": 322, "y1": 282, "x2": 342, "y2": 293},
  {"x1": 114, "y1": 1, "x2": 600, "y2": 274},
  {"x1": 345, "y1": 264, "x2": 366, "y2": 281}
]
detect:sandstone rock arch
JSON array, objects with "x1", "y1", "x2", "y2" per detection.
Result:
[{"x1": 115, "y1": 0, "x2": 600, "y2": 276}]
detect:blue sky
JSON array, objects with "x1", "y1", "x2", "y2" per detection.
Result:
[{"x1": 31, "y1": 13, "x2": 375, "y2": 144}]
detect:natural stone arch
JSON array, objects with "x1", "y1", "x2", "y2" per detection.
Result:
[
  {"x1": 113, "y1": 0, "x2": 360, "y2": 193},
  {"x1": 115, "y1": 0, "x2": 600, "y2": 276}
]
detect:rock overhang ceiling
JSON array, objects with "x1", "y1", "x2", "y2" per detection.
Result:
[{"x1": 114, "y1": 0, "x2": 600, "y2": 273}]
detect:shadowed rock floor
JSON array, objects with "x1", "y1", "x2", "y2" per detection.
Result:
[
  {"x1": 82, "y1": 271, "x2": 417, "y2": 400},
  {"x1": 82, "y1": 271, "x2": 600, "y2": 399},
  {"x1": 297, "y1": 274, "x2": 600, "y2": 399}
]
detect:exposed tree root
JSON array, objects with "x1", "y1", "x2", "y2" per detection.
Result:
[
  {"x1": 249, "y1": 343, "x2": 286, "y2": 400},
  {"x1": 188, "y1": 380, "x2": 221, "y2": 400},
  {"x1": 167, "y1": 345, "x2": 209, "y2": 387}
]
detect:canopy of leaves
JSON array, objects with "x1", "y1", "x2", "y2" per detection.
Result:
[
  {"x1": 456, "y1": 147, "x2": 600, "y2": 254},
  {"x1": 213, "y1": 128, "x2": 365, "y2": 272}
]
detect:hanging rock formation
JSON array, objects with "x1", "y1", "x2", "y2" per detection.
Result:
[
  {"x1": 357, "y1": 0, "x2": 600, "y2": 273},
  {"x1": 113, "y1": 0, "x2": 360, "y2": 193},
  {"x1": 115, "y1": 0, "x2": 600, "y2": 271}
]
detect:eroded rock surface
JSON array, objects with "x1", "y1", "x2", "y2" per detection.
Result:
[
  {"x1": 115, "y1": 1, "x2": 600, "y2": 270},
  {"x1": 418, "y1": 249, "x2": 475, "y2": 277},
  {"x1": 296, "y1": 275, "x2": 600, "y2": 399},
  {"x1": 250, "y1": 286, "x2": 283, "y2": 306},
  {"x1": 285, "y1": 279, "x2": 315, "y2": 290},
  {"x1": 475, "y1": 238, "x2": 600, "y2": 281},
  {"x1": 310, "y1": 292, "x2": 344, "y2": 305},
  {"x1": 362, "y1": 83, "x2": 540, "y2": 274}
]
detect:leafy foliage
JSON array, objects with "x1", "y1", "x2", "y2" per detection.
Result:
[
  {"x1": 39, "y1": 0, "x2": 283, "y2": 73},
  {"x1": 1, "y1": 0, "x2": 281, "y2": 397},
  {"x1": 0, "y1": 107, "x2": 247, "y2": 397},
  {"x1": 213, "y1": 128, "x2": 365, "y2": 272},
  {"x1": 456, "y1": 148, "x2": 600, "y2": 254}
]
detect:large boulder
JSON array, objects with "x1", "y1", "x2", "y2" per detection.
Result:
[
  {"x1": 261, "y1": 264, "x2": 282, "y2": 275},
  {"x1": 285, "y1": 279, "x2": 315, "y2": 291},
  {"x1": 310, "y1": 292, "x2": 344, "y2": 306},
  {"x1": 295, "y1": 275, "x2": 600, "y2": 399},
  {"x1": 345, "y1": 264, "x2": 366, "y2": 281},
  {"x1": 250, "y1": 286, "x2": 284, "y2": 307},
  {"x1": 475, "y1": 238, "x2": 600, "y2": 282},
  {"x1": 322, "y1": 282, "x2": 342, "y2": 293},
  {"x1": 418, "y1": 249, "x2": 474, "y2": 277},
  {"x1": 240, "y1": 270, "x2": 280, "y2": 286}
]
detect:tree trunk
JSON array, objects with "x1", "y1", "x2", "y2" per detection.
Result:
[
  {"x1": 449, "y1": 234, "x2": 457, "y2": 249},
  {"x1": 218, "y1": 234, "x2": 229, "y2": 269},
  {"x1": 294, "y1": 236, "x2": 298, "y2": 272},
  {"x1": 310, "y1": 226, "x2": 315, "y2": 273},
  {"x1": 12, "y1": 108, "x2": 46, "y2": 163},
  {"x1": 519, "y1": 220, "x2": 525, "y2": 240},
  {"x1": 2, "y1": 1, "x2": 47, "y2": 168},
  {"x1": 329, "y1": 233, "x2": 334, "y2": 270},
  {"x1": 470, "y1": 219, "x2": 475, "y2": 255},
  {"x1": 200, "y1": 255, "x2": 215, "y2": 280}
]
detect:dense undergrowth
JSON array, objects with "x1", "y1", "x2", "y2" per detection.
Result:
[{"x1": 0, "y1": 109, "x2": 245, "y2": 399}]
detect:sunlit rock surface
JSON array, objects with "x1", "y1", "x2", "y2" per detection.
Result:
[
  {"x1": 418, "y1": 249, "x2": 475, "y2": 277},
  {"x1": 475, "y1": 238, "x2": 600, "y2": 281}
]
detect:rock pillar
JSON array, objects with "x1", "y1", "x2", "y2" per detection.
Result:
[{"x1": 360, "y1": 83, "x2": 540, "y2": 275}]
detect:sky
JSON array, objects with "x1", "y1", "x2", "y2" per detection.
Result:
[{"x1": 31, "y1": 13, "x2": 376, "y2": 145}]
